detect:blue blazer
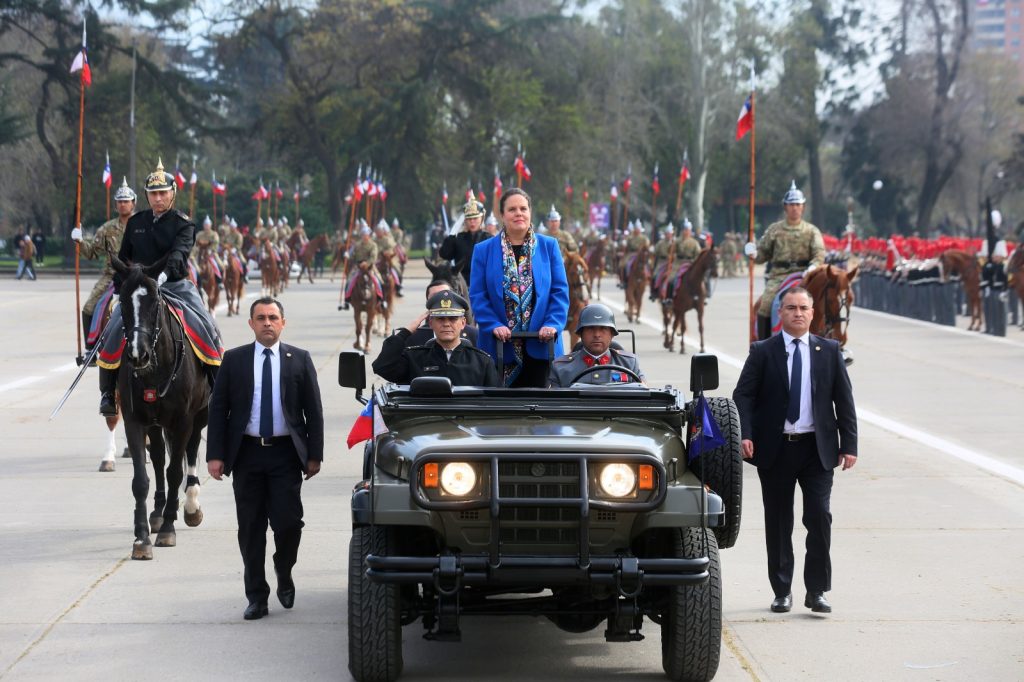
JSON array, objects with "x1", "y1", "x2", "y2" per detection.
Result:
[{"x1": 470, "y1": 233, "x2": 569, "y2": 361}]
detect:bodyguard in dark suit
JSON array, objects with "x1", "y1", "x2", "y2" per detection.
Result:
[
  {"x1": 207, "y1": 296, "x2": 324, "y2": 620},
  {"x1": 733, "y1": 286, "x2": 857, "y2": 615}
]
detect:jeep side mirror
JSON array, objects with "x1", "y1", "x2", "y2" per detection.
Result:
[
  {"x1": 339, "y1": 351, "x2": 367, "y2": 403},
  {"x1": 689, "y1": 353, "x2": 719, "y2": 392}
]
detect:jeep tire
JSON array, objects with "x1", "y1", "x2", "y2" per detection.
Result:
[
  {"x1": 661, "y1": 527, "x2": 722, "y2": 682},
  {"x1": 348, "y1": 525, "x2": 403, "y2": 682},
  {"x1": 692, "y1": 397, "x2": 743, "y2": 549}
]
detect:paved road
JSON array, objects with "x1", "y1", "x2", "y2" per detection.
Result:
[{"x1": 1, "y1": 270, "x2": 1021, "y2": 681}]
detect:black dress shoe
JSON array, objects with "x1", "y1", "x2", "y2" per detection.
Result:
[
  {"x1": 805, "y1": 592, "x2": 831, "y2": 613},
  {"x1": 244, "y1": 601, "x2": 269, "y2": 620},
  {"x1": 770, "y1": 593, "x2": 793, "y2": 613},
  {"x1": 276, "y1": 571, "x2": 295, "y2": 609}
]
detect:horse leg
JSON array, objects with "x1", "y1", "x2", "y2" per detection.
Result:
[
  {"x1": 677, "y1": 310, "x2": 687, "y2": 355},
  {"x1": 99, "y1": 415, "x2": 119, "y2": 472},
  {"x1": 697, "y1": 304, "x2": 705, "y2": 353},
  {"x1": 155, "y1": 426, "x2": 186, "y2": 548},
  {"x1": 183, "y1": 407, "x2": 207, "y2": 528},
  {"x1": 148, "y1": 427, "x2": 167, "y2": 534},
  {"x1": 125, "y1": 421, "x2": 153, "y2": 560}
]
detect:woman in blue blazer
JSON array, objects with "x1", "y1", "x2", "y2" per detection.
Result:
[{"x1": 470, "y1": 188, "x2": 569, "y2": 387}]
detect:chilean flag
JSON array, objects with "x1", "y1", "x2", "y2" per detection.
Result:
[
  {"x1": 441, "y1": 184, "x2": 449, "y2": 205},
  {"x1": 564, "y1": 178, "x2": 573, "y2": 198},
  {"x1": 212, "y1": 172, "x2": 227, "y2": 196},
  {"x1": 294, "y1": 184, "x2": 301, "y2": 202},
  {"x1": 736, "y1": 96, "x2": 754, "y2": 141},
  {"x1": 69, "y1": 23, "x2": 92, "y2": 87},
  {"x1": 493, "y1": 165, "x2": 503, "y2": 193},
  {"x1": 379, "y1": 182, "x2": 388, "y2": 201},
  {"x1": 651, "y1": 164, "x2": 660, "y2": 196},
  {"x1": 102, "y1": 151, "x2": 112, "y2": 188},
  {"x1": 521, "y1": 159, "x2": 532, "y2": 182},
  {"x1": 275, "y1": 182, "x2": 284, "y2": 200},
  {"x1": 189, "y1": 169, "x2": 198, "y2": 186},
  {"x1": 679, "y1": 156, "x2": 691, "y2": 189},
  {"x1": 610, "y1": 181, "x2": 619, "y2": 200},
  {"x1": 622, "y1": 166, "x2": 632, "y2": 194},
  {"x1": 346, "y1": 398, "x2": 375, "y2": 448}
]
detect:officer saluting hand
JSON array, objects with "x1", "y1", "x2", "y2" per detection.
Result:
[{"x1": 372, "y1": 290, "x2": 500, "y2": 387}]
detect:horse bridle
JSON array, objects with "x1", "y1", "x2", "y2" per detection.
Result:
[
  {"x1": 820, "y1": 276, "x2": 851, "y2": 341},
  {"x1": 125, "y1": 293, "x2": 186, "y2": 398}
]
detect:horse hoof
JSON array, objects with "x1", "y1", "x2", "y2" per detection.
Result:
[
  {"x1": 132, "y1": 542, "x2": 153, "y2": 561},
  {"x1": 184, "y1": 509, "x2": 204, "y2": 527},
  {"x1": 121, "y1": 447, "x2": 131, "y2": 458},
  {"x1": 155, "y1": 532, "x2": 176, "y2": 547},
  {"x1": 149, "y1": 514, "x2": 163, "y2": 533},
  {"x1": 98, "y1": 460, "x2": 115, "y2": 472}
]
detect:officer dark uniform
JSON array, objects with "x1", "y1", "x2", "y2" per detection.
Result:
[
  {"x1": 372, "y1": 291, "x2": 500, "y2": 386},
  {"x1": 548, "y1": 303, "x2": 645, "y2": 386},
  {"x1": 439, "y1": 200, "x2": 492, "y2": 285}
]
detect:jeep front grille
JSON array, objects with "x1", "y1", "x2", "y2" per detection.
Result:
[{"x1": 498, "y1": 461, "x2": 580, "y2": 544}]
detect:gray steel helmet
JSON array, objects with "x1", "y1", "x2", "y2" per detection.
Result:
[
  {"x1": 575, "y1": 303, "x2": 618, "y2": 335},
  {"x1": 783, "y1": 180, "x2": 806, "y2": 205}
]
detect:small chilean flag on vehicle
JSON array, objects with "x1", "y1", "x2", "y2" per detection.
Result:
[
  {"x1": 735, "y1": 96, "x2": 753, "y2": 141},
  {"x1": 347, "y1": 398, "x2": 375, "y2": 448}
]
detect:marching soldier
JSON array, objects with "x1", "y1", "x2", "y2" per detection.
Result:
[
  {"x1": 372, "y1": 290, "x2": 499, "y2": 387},
  {"x1": 71, "y1": 177, "x2": 135, "y2": 350},
  {"x1": 374, "y1": 220, "x2": 403, "y2": 297},
  {"x1": 548, "y1": 303, "x2": 645, "y2": 386},
  {"x1": 546, "y1": 205, "x2": 578, "y2": 260},
  {"x1": 439, "y1": 199, "x2": 492, "y2": 285},
  {"x1": 661, "y1": 219, "x2": 701, "y2": 302},
  {"x1": 342, "y1": 225, "x2": 384, "y2": 310},
  {"x1": 745, "y1": 181, "x2": 825, "y2": 339},
  {"x1": 720, "y1": 232, "x2": 739, "y2": 278}
]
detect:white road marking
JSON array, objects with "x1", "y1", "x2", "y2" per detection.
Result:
[
  {"x1": 602, "y1": 298, "x2": 1024, "y2": 487},
  {"x1": 50, "y1": 363, "x2": 78, "y2": 373},
  {"x1": 855, "y1": 307, "x2": 1024, "y2": 349},
  {"x1": 0, "y1": 376, "x2": 43, "y2": 394}
]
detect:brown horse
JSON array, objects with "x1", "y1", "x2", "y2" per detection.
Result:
[
  {"x1": 802, "y1": 264, "x2": 858, "y2": 350},
  {"x1": 565, "y1": 252, "x2": 591, "y2": 348},
  {"x1": 662, "y1": 247, "x2": 717, "y2": 354},
  {"x1": 278, "y1": 243, "x2": 292, "y2": 290},
  {"x1": 259, "y1": 238, "x2": 281, "y2": 297},
  {"x1": 1009, "y1": 246, "x2": 1024, "y2": 328},
  {"x1": 296, "y1": 234, "x2": 328, "y2": 284},
  {"x1": 351, "y1": 268, "x2": 378, "y2": 352},
  {"x1": 223, "y1": 249, "x2": 244, "y2": 317},
  {"x1": 584, "y1": 239, "x2": 607, "y2": 300},
  {"x1": 623, "y1": 246, "x2": 650, "y2": 323},
  {"x1": 939, "y1": 249, "x2": 982, "y2": 330},
  {"x1": 196, "y1": 246, "x2": 220, "y2": 315},
  {"x1": 375, "y1": 255, "x2": 396, "y2": 337}
]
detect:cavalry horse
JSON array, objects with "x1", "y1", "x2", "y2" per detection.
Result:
[
  {"x1": 375, "y1": 254, "x2": 397, "y2": 337},
  {"x1": 223, "y1": 248, "x2": 244, "y2": 317},
  {"x1": 623, "y1": 246, "x2": 651, "y2": 323},
  {"x1": 662, "y1": 247, "x2": 718, "y2": 354},
  {"x1": 92, "y1": 298, "x2": 129, "y2": 472},
  {"x1": 939, "y1": 249, "x2": 983, "y2": 331},
  {"x1": 425, "y1": 258, "x2": 474, "y2": 325},
  {"x1": 565, "y1": 252, "x2": 591, "y2": 348},
  {"x1": 296, "y1": 234, "x2": 328, "y2": 284},
  {"x1": 350, "y1": 267, "x2": 378, "y2": 353},
  {"x1": 196, "y1": 245, "x2": 220, "y2": 315},
  {"x1": 584, "y1": 239, "x2": 607, "y2": 300},
  {"x1": 277, "y1": 242, "x2": 292, "y2": 290},
  {"x1": 259, "y1": 238, "x2": 281, "y2": 298},
  {"x1": 110, "y1": 256, "x2": 208, "y2": 560}
]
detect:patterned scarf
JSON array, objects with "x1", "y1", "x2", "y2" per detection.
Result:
[{"x1": 500, "y1": 228, "x2": 536, "y2": 386}]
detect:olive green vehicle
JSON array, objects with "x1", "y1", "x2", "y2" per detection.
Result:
[{"x1": 339, "y1": 351, "x2": 743, "y2": 682}]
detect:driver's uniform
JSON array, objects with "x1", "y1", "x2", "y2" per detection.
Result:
[{"x1": 547, "y1": 348, "x2": 644, "y2": 387}]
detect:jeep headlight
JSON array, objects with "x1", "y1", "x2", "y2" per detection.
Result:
[
  {"x1": 440, "y1": 462, "x2": 477, "y2": 496},
  {"x1": 598, "y1": 463, "x2": 636, "y2": 498}
]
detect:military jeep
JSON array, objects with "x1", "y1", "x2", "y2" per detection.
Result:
[{"x1": 339, "y1": 351, "x2": 742, "y2": 682}]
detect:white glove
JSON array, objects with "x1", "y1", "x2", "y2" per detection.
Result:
[
  {"x1": 71, "y1": 227, "x2": 83, "y2": 242},
  {"x1": 743, "y1": 242, "x2": 756, "y2": 257},
  {"x1": 157, "y1": 271, "x2": 168, "y2": 287}
]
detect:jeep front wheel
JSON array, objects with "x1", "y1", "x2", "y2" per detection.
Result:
[
  {"x1": 661, "y1": 527, "x2": 721, "y2": 682},
  {"x1": 348, "y1": 525, "x2": 403, "y2": 682}
]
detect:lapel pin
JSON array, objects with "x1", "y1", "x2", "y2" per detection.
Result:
[
  {"x1": 286, "y1": 352, "x2": 292, "y2": 357},
  {"x1": 815, "y1": 346, "x2": 821, "y2": 351}
]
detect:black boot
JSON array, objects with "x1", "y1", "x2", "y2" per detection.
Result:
[
  {"x1": 99, "y1": 367, "x2": 118, "y2": 417},
  {"x1": 756, "y1": 315, "x2": 771, "y2": 341},
  {"x1": 82, "y1": 311, "x2": 93, "y2": 348}
]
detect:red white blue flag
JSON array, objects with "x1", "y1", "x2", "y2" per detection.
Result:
[
  {"x1": 102, "y1": 151, "x2": 112, "y2": 188},
  {"x1": 346, "y1": 398, "x2": 375, "y2": 448},
  {"x1": 69, "y1": 23, "x2": 92, "y2": 87},
  {"x1": 736, "y1": 96, "x2": 754, "y2": 141}
]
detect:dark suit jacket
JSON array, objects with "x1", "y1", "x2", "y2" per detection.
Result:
[
  {"x1": 470, "y1": 233, "x2": 569, "y2": 361},
  {"x1": 207, "y1": 342, "x2": 324, "y2": 475},
  {"x1": 733, "y1": 333, "x2": 857, "y2": 471}
]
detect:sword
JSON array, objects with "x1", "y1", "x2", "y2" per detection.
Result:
[{"x1": 49, "y1": 326, "x2": 111, "y2": 421}]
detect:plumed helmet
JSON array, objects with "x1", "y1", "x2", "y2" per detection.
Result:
[
  {"x1": 575, "y1": 303, "x2": 619, "y2": 335},
  {"x1": 114, "y1": 177, "x2": 137, "y2": 203},
  {"x1": 783, "y1": 180, "x2": 806, "y2": 205},
  {"x1": 682, "y1": 218, "x2": 693, "y2": 232},
  {"x1": 144, "y1": 158, "x2": 175, "y2": 192},
  {"x1": 993, "y1": 240, "x2": 1008, "y2": 259},
  {"x1": 203, "y1": 215, "x2": 212, "y2": 226},
  {"x1": 230, "y1": 218, "x2": 238, "y2": 228},
  {"x1": 376, "y1": 219, "x2": 389, "y2": 231},
  {"x1": 663, "y1": 223, "x2": 675, "y2": 235},
  {"x1": 360, "y1": 225, "x2": 372, "y2": 236},
  {"x1": 485, "y1": 212, "x2": 498, "y2": 226},
  {"x1": 391, "y1": 217, "x2": 400, "y2": 228},
  {"x1": 547, "y1": 205, "x2": 561, "y2": 222},
  {"x1": 281, "y1": 216, "x2": 288, "y2": 224},
  {"x1": 463, "y1": 199, "x2": 483, "y2": 219},
  {"x1": 297, "y1": 218, "x2": 304, "y2": 226},
  {"x1": 633, "y1": 220, "x2": 643, "y2": 232}
]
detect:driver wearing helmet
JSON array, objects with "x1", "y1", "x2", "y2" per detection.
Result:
[{"x1": 547, "y1": 303, "x2": 645, "y2": 387}]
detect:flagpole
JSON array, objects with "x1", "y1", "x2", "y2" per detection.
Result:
[
  {"x1": 747, "y1": 89, "x2": 757, "y2": 344},
  {"x1": 339, "y1": 194, "x2": 359, "y2": 307},
  {"x1": 189, "y1": 175, "x2": 196, "y2": 220},
  {"x1": 72, "y1": 66, "x2": 86, "y2": 362},
  {"x1": 106, "y1": 183, "x2": 110, "y2": 221}
]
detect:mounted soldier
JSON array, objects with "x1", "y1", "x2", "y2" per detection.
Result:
[
  {"x1": 619, "y1": 220, "x2": 651, "y2": 288},
  {"x1": 374, "y1": 219, "x2": 403, "y2": 297},
  {"x1": 546, "y1": 205, "x2": 578, "y2": 261},
  {"x1": 660, "y1": 219, "x2": 701, "y2": 303},
  {"x1": 342, "y1": 224, "x2": 384, "y2": 310},
  {"x1": 745, "y1": 181, "x2": 825, "y2": 340},
  {"x1": 194, "y1": 215, "x2": 224, "y2": 289},
  {"x1": 650, "y1": 223, "x2": 674, "y2": 302}
]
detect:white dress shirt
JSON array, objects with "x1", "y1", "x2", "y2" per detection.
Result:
[
  {"x1": 781, "y1": 330, "x2": 814, "y2": 434},
  {"x1": 245, "y1": 341, "x2": 288, "y2": 437}
]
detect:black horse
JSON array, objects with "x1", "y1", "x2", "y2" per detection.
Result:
[{"x1": 111, "y1": 255, "x2": 209, "y2": 560}]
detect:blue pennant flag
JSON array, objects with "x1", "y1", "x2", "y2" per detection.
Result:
[{"x1": 688, "y1": 395, "x2": 726, "y2": 463}]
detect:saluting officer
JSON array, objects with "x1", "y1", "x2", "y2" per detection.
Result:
[
  {"x1": 548, "y1": 303, "x2": 645, "y2": 386},
  {"x1": 745, "y1": 181, "x2": 825, "y2": 340},
  {"x1": 372, "y1": 290, "x2": 499, "y2": 387}
]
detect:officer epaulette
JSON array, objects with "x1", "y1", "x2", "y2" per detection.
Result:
[
  {"x1": 175, "y1": 209, "x2": 191, "y2": 221},
  {"x1": 613, "y1": 349, "x2": 637, "y2": 359},
  {"x1": 552, "y1": 354, "x2": 574, "y2": 363},
  {"x1": 465, "y1": 345, "x2": 491, "y2": 357}
]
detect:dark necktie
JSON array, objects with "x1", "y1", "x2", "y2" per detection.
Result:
[
  {"x1": 787, "y1": 338, "x2": 801, "y2": 425},
  {"x1": 260, "y1": 348, "x2": 273, "y2": 438}
]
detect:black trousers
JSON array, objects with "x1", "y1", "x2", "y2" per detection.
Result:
[
  {"x1": 757, "y1": 437, "x2": 834, "y2": 597},
  {"x1": 231, "y1": 438, "x2": 305, "y2": 604}
]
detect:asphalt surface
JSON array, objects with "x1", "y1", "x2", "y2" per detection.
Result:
[{"x1": 1, "y1": 264, "x2": 1022, "y2": 681}]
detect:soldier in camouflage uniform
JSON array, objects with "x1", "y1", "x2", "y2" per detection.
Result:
[
  {"x1": 618, "y1": 221, "x2": 651, "y2": 287},
  {"x1": 745, "y1": 181, "x2": 825, "y2": 339},
  {"x1": 71, "y1": 177, "x2": 135, "y2": 350},
  {"x1": 545, "y1": 205, "x2": 578, "y2": 261},
  {"x1": 374, "y1": 220, "x2": 403, "y2": 296},
  {"x1": 719, "y1": 232, "x2": 739, "y2": 278},
  {"x1": 221, "y1": 218, "x2": 248, "y2": 283},
  {"x1": 661, "y1": 220, "x2": 701, "y2": 301},
  {"x1": 650, "y1": 224, "x2": 674, "y2": 301},
  {"x1": 343, "y1": 225, "x2": 384, "y2": 309},
  {"x1": 194, "y1": 215, "x2": 224, "y2": 288}
]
